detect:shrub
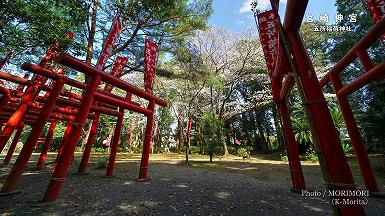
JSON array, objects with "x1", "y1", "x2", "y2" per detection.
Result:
[
  {"x1": 188, "y1": 146, "x2": 200, "y2": 155},
  {"x1": 341, "y1": 140, "x2": 353, "y2": 154},
  {"x1": 237, "y1": 147, "x2": 251, "y2": 157},
  {"x1": 306, "y1": 148, "x2": 318, "y2": 162},
  {"x1": 93, "y1": 147, "x2": 106, "y2": 153},
  {"x1": 168, "y1": 146, "x2": 178, "y2": 153},
  {"x1": 280, "y1": 153, "x2": 288, "y2": 163},
  {"x1": 227, "y1": 146, "x2": 238, "y2": 155},
  {"x1": 97, "y1": 156, "x2": 109, "y2": 169},
  {"x1": 127, "y1": 145, "x2": 142, "y2": 154}
]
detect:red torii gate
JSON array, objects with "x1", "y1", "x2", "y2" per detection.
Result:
[
  {"x1": 0, "y1": 52, "x2": 166, "y2": 201},
  {"x1": 254, "y1": 0, "x2": 384, "y2": 215},
  {"x1": 0, "y1": 18, "x2": 166, "y2": 203}
]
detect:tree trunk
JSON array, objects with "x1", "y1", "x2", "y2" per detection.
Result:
[
  {"x1": 226, "y1": 130, "x2": 231, "y2": 149},
  {"x1": 86, "y1": 0, "x2": 98, "y2": 63},
  {"x1": 272, "y1": 105, "x2": 284, "y2": 150},
  {"x1": 185, "y1": 116, "x2": 192, "y2": 165},
  {"x1": 151, "y1": 120, "x2": 158, "y2": 154},
  {"x1": 255, "y1": 111, "x2": 267, "y2": 152},
  {"x1": 175, "y1": 110, "x2": 185, "y2": 151},
  {"x1": 197, "y1": 122, "x2": 204, "y2": 154},
  {"x1": 85, "y1": 0, "x2": 98, "y2": 84},
  {"x1": 0, "y1": 51, "x2": 12, "y2": 70},
  {"x1": 266, "y1": 126, "x2": 272, "y2": 151},
  {"x1": 220, "y1": 123, "x2": 229, "y2": 155}
]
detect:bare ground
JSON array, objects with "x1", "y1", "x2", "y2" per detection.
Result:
[{"x1": 0, "y1": 153, "x2": 384, "y2": 215}]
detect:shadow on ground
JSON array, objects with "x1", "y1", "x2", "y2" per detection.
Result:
[{"x1": 0, "y1": 153, "x2": 384, "y2": 215}]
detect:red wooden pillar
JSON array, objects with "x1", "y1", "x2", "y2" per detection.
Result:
[
  {"x1": 0, "y1": 79, "x2": 65, "y2": 194},
  {"x1": 287, "y1": 31, "x2": 365, "y2": 214},
  {"x1": 278, "y1": 102, "x2": 306, "y2": 190},
  {"x1": 37, "y1": 120, "x2": 58, "y2": 170},
  {"x1": 138, "y1": 100, "x2": 155, "y2": 181},
  {"x1": 43, "y1": 75, "x2": 101, "y2": 202},
  {"x1": 1, "y1": 122, "x2": 25, "y2": 166},
  {"x1": 52, "y1": 120, "x2": 73, "y2": 170},
  {"x1": 106, "y1": 113, "x2": 124, "y2": 176},
  {"x1": 77, "y1": 112, "x2": 100, "y2": 174},
  {"x1": 0, "y1": 47, "x2": 55, "y2": 153},
  {"x1": 106, "y1": 93, "x2": 130, "y2": 176},
  {"x1": 16, "y1": 73, "x2": 31, "y2": 93},
  {"x1": 0, "y1": 87, "x2": 10, "y2": 112},
  {"x1": 0, "y1": 81, "x2": 43, "y2": 153},
  {"x1": 331, "y1": 74, "x2": 379, "y2": 193}
]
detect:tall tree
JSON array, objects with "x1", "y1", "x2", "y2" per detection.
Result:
[
  {"x1": 0, "y1": 0, "x2": 88, "y2": 62},
  {"x1": 167, "y1": 26, "x2": 271, "y2": 155},
  {"x1": 329, "y1": 0, "x2": 385, "y2": 152},
  {"x1": 86, "y1": 0, "x2": 99, "y2": 63},
  {"x1": 84, "y1": 0, "x2": 213, "y2": 74}
]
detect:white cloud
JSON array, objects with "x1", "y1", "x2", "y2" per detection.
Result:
[{"x1": 239, "y1": 0, "x2": 287, "y2": 14}]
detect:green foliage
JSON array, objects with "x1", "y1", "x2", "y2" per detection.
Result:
[
  {"x1": 93, "y1": 147, "x2": 106, "y2": 153},
  {"x1": 292, "y1": 116, "x2": 312, "y2": 145},
  {"x1": 331, "y1": 0, "x2": 385, "y2": 152},
  {"x1": 97, "y1": 156, "x2": 109, "y2": 169},
  {"x1": 358, "y1": 84, "x2": 385, "y2": 152},
  {"x1": 0, "y1": 0, "x2": 88, "y2": 62},
  {"x1": 305, "y1": 147, "x2": 318, "y2": 162},
  {"x1": 342, "y1": 142, "x2": 353, "y2": 154},
  {"x1": 101, "y1": 0, "x2": 213, "y2": 74},
  {"x1": 300, "y1": 22, "x2": 340, "y2": 68},
  {"x1": 126, "y1": 145, "x2": 143, "y2": 154},
  {"x1": 204, "y1": 74, "x2": 224, "y2": 91},
  {"x1": 200, "y1": 111, "x2": 224, "y2": 155},
  {"x1": 188, "y1": 146, "x2": 200, "y2": 155},
  {"x1": 222, "y1": 145, "x2": 253, "y2": 157},
  {"x1": 330, "y1": 107, "x2": 345, "y2": 130},
  {"x1": 227, "y1": 146, "x2": 238, "y2": 155},
  {"x1": 329, "y1": 0, "x2": 376, "y2": 63},
  {"x1": 237, "y1": 146, "x2": 252, "y2": 157},
  {"x1": 280, "y1": 153, "x2": 288, "y2": 163}
]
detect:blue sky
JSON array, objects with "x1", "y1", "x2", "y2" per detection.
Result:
[{"x1": 208, "y1": 0, "x2": 338, "y2": 32}]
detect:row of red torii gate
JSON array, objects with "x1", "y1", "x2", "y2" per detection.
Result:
[
  {"x1": 0, "y1": 0, "x2": 384, "y2": 215},
  {"x1": 253, "y1": 0, "x2": 385, "y2": 215},
  {"x1": 0, "y1": 16, "x2": 166, "y2": 202}
]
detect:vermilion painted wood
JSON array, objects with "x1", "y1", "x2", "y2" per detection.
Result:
[
  {"x1": 57, "y1": 54, "x2": 167, "y2": 107},
  {"x1": 0, "y1": 49, "x2": 55, "y2": 154},
  {"x1": 317, "y1": 17, "x2": 385, "y2": 194},
  {"x1": 1, "y1": 122, "x2": 25, "y2": 166},
  {"x1": 106, "y1": 109, "x2": 124, "y2": 176},
  {"x1": 77, "y1": 112, "x2": 100, "y2": 174},
  {"x1": 287, "y1": 30, "x2": 365, "y2": 215},
  {"x1": 139, "y1": 100, "x2": 155, "y2": 181},
  {"x1": 278, "y1": 102, "x2": 306, "y2": 190},
  {"x1": 43, "y1": 75, "x2": 102, "y2": 202},
  {"x1": 0, "y1": 79, "x2": 65, "y2": 193},
  {"x1": 37, "y1": 120, "x2": 58, "y2": 170},
  {"x1": 52, "y1": 121, "x2": 73, "y2": 170},
  {"x1": 0, "y1": 86, "x2": 11, "y2": 112}
]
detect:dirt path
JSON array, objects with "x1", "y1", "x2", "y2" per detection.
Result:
[{"x1": 0, "y1": 153, "x2": 384, "y2": 215}]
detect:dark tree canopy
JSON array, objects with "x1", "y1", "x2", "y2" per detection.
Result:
[
  {"x1": 0, "y1": 0, "x2": 88, "y2": 59},
  {"x1": 96, "y1": 0, "x2": 214, "y2": 74}
]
